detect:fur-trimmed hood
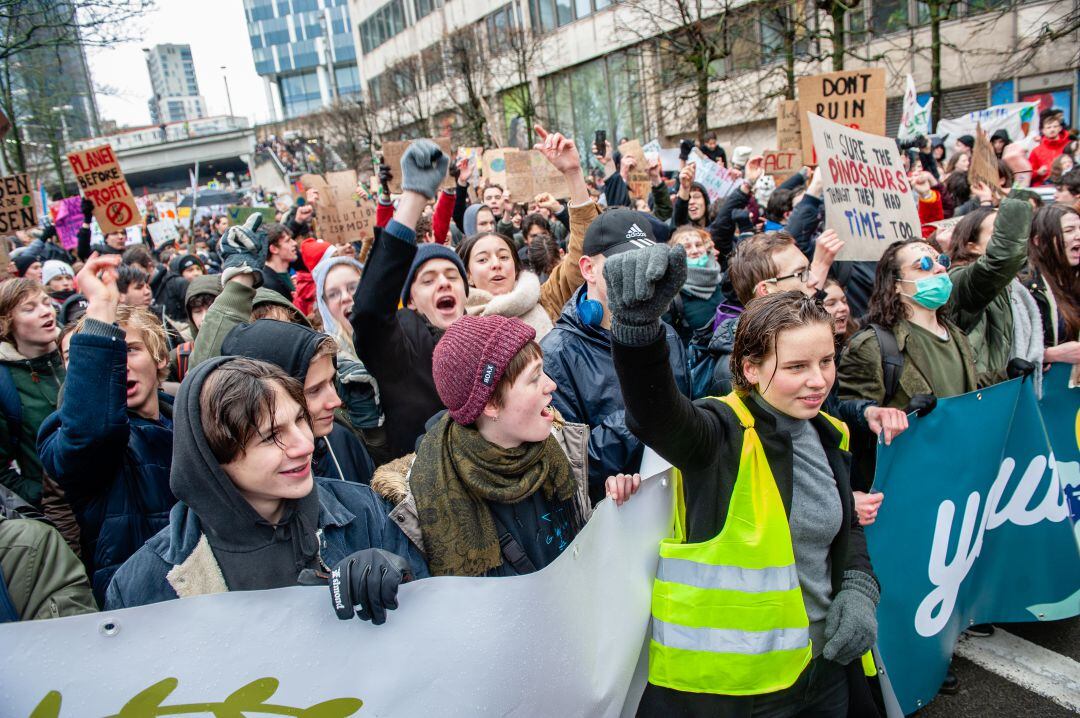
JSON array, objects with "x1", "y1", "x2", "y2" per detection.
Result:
[{"x1": 465, "y1": 271, "x2": 554, "y2": 339}]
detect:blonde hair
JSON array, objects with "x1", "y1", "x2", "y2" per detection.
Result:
[{"x1": 75, "y1": 306, "x2": 170, "y2": 379}]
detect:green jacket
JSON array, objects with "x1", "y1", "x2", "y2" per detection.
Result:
[
  {"x1": 947, "y1": 192, "x2": 1033, "y2": 382},
  {"x1": 837, "y1": 320, "x2": 979, "y2": 410},
  {"x1": 0, "y1": 343, "x2": 65, "y2": 506},
  {"x1": 189, "y1": 281, "x2": 309, "y2": 370},
  {"x1": 0, "y1": 516, "x2": 97, "y2": 619}
]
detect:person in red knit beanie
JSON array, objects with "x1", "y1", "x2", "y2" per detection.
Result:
[
  {"x1": 293, "y1": 237, "x2": 335, "y2": 316},
  {"x1": 369, "y1": 314, "x2": 639, "y2": 578}
]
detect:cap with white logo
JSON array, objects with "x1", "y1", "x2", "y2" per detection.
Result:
[{"x1": 582, "y1": 207, "x2": 658, "y2": 258}]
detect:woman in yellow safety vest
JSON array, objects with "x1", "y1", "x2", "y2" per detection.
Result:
[{"x1": 604, "y1": 243, "x2": 884, "y2": 718}]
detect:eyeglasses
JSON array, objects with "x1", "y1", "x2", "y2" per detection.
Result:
[
  {"x1": 912, "y1": 254, "x2": 951, "y2": 272},
  {"x1": 768, "y1": 266, "x2": 811, "y2": 285}
]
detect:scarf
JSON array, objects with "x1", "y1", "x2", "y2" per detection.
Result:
[
  {"x1": 1008, "y1": 278, "x2": 1045, "y2": 398},
  {"x1": 682, "y1": 258, "x2": 722, "y2": 301},
  {"x1": 410, "y1": 414, "x2": 576, "y2": 577}
]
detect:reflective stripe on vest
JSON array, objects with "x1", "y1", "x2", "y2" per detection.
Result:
[{"x1": 648, "y1": 392, "x2": 850, "y2": 696}]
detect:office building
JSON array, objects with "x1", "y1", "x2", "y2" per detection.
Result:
[
  {"x1": 144, "y1": 44, "x2": 207, "y2": 124},
  {"x1": 243, "y1": 0, "x2": 363, "y2": 120}
]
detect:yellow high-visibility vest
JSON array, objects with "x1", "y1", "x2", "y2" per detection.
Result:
[{"x1": 648, "y1": 392, "x2": 853, "y2": 695}]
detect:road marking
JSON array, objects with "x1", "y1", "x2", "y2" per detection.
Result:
[{"x1": 954, "y1": 629, "x2": 1080, "y2": 712}]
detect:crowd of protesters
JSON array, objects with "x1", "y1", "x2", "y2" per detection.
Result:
[{"x1": 1, "y1": 104, "x2": 1078, "y2": 717}]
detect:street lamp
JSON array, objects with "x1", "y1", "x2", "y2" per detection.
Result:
[{"x1": 221, "y1": 66, "x2": 235, "y2": 117}]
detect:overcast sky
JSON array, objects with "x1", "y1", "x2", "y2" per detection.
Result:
[{"x1": 86, "y1": 0, "x2": 272, "y2": 130}]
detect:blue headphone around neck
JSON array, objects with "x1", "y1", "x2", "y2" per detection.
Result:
[{"x1": 577, "y1": 291, "x2": 605, "y2": 328}]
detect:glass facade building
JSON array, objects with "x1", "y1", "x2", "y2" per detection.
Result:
[{"x1": 243, "y1": 0, "x2": 362, "y2": 118}]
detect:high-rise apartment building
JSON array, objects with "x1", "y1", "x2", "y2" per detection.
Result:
[
  {"x1": 243, "y1": 0, "x2": 362, "y2": 120},
  {"x1": 144, "y1": 44, "x2": 207, "y2": 124}
]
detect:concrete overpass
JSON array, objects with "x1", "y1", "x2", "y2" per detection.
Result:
[{"x1": 118, "y1": 127, "x2": 257, "y2": 193}]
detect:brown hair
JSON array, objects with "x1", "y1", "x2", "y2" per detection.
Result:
[
  {"x1": 199, "y1": 358, "x2": 311, "y2": 464},
  {"x1": 1029, "y1": 203, "x2": 1080, "y2": 338},
  {"x1": 491, "y1": 341, "x2": 543, "y2": 409},
  {"x1": 0, "y1": 279, "x2": 50, "y2": 343},
  {"x1": 457, "y1": 232, "x2": 523, "y2": 280},
  {"x1": 728, "y1": 231, "x2": 797, "y2": 305},
  {"x1": 251, "y1": 302, "x2": 302, "y2": 323},
  {"x1": 948, "y1": 206, "x2": 996, "y2": 266},
  {"x1": 729, "y1": 291, "x2": 833, "y2": 394},
  {"x1": 865, "y1": 239, "x2": 949, "y2": 329}
]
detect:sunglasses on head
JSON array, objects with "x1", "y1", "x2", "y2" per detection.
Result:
[{"x1": 913, "y1": 254, "x2": 950, "y2": 271}]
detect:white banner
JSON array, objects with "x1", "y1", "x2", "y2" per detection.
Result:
[
  {"x1": 686, "y1": 148, "x2": 739, "y2": 203},
  {"x1": 0, "y1": 459, "x2": 675, "y2": 718},
  {"x1": 898, "y1": 75, "x2": 933, "y2": 140},
  {"x1": 936, "y1": 102, "x2": 1039, "y2": 151}
]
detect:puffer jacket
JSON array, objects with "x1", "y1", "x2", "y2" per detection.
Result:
[
  {"x1": 37, "y1": 324, "x2": 176, "y2": 605},
  {"x1": 0, "y1": 343, "x2": 65, "y2": 506},
  {"x1": 104, "y1": 478, "x2": 428, "y2": 609},
  {"x1": 540, "y1": 286, "x2": 689, "y2": 504},
  {"x1": 370, "y1": 414, "x2": 592, "y2": 574},
  {"x1": 947, "y1": 192, "x2": 1034, "y2": 382}
]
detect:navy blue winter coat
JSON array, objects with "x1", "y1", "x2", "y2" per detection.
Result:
[
  {"x1": 38, "y1": 326, "x2": 176, "y2": 605},
  {"x1": 540, "y1": 286, "x2": 690, "y2": 504},
  {"x1": 104, "y1": 478, "x2": 429, "y2": 609}
]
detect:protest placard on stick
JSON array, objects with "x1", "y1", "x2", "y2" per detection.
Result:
[
  {"x1": 776, "y1": 99, "x2": 802, "y2": 151},
  {"x1": 50, "y1": 196, "x2": 83, "y2": 250},
  {"x1": 762, "y1": 150, "x2": 799, "y2": 181},
  {"x1": 808, "y1": 114, "x2": 921, "y2": 262},
  {"x1": 66, "y1": 144, "x2": 141, "y2": 233},
  {"x1": 504, "y1": 150, "x2": 571, "y2": 202},
  {"x1": 798, "y1": 69, "x2": 886, "y2": 165},
  {"x1": 968, "y1": 124, "x2": 1001, "y2": 196},
  {"x1": 0, "y1": 173, "x2": 38, "y2": 234},
  {"x1": 618, "y1": 140, "x2": 652, "y2": 199},
  {"x1": 482, "y1": 147, "x2": 517, "y2": 189},
  {"x1": 686, "y1": 148, "x2": 738, "y2": 203},
  {"x1": 381, "y1": 138, "x2": 453, "y2": 194}
]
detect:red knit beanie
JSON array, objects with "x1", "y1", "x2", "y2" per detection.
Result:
[
  {"x1": 300, "y1": 237, "x2": 333, "y2": 272},
  {"x1": 432, "y1": 315, "x2": 537, "y2": 425}
]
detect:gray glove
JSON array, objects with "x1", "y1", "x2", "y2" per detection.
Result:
[
  {"x1": 822, "y1": 570, "x2": 879, "y2": 665},
  {"x1": 602, "y1": 243, "x2": 687, "y2": 346},
  {"x1": 219, "y1": 213, "x2": 268, "y2": 274},
  {"x1": 400, "y1": 140, "x2": 448, "y2": 199}
]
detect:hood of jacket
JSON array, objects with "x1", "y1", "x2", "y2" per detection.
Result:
[
  {"x1": 466, "y1": 270, "x2": 542, "y2": 319},
  {"x1": 463, "y1": 204, "x2": 483, "y2": 237},
  {"x1": 0, "y1": 341, "x2": 62, "y2": 369},
  {"x1": 253, "y1": 286, "x2": 311, "y2": 327},
  {"x1": 169, "y1": 355, "x2": 322, "y2": 591},
  {"x1": 220, "y1": 318, "x2": 330, "y2": 382},
  {"x1": 184, "y1": 275, "x2": 223, "y2": 338},
  {"x1": 312, "y1": 255, "x2": 364, "y2": 341}
]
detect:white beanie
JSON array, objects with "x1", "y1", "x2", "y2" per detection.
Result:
[
  {"x1": 42, "y1": 259, "x2": 74, "y2": 286},
  {"x1": 731, "y1": 146, "x2": 753, "y2": 169}
]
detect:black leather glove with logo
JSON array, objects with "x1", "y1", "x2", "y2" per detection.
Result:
[{"x1": 329, "y1": 548, "x2": 413, "y2": 625}]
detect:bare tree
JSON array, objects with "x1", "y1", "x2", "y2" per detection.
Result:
[
  {"x1": 0, "y1": 0, "x2": 154, "y2": 63},
  {"x1": 380, "y1": 55, "x2": 434, "y2": 140},
  {"x1": 311, "y1": 99, "x2": 379, "y2": 174},
  {"x1": 492, "y1": 26, "x2": 546, "y2": 148},
  {"x1": 443, "y1": 27, "x2": 502, "y2": 147}
]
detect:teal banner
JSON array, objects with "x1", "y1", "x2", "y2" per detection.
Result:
[{"x1": 866, "y1": 364, "x2": 1080, "y2": 714}]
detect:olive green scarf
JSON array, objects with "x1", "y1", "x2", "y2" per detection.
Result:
[{"x1": 411, "y1": 414, "x2": 575, "y2": 577}]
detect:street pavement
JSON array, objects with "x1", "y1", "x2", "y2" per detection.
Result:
[{"x1": 913, "y1": 617, "x2": 1080, "y2": 717}]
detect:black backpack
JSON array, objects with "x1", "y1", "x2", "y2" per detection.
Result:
[{"x1": 868, "y1": 323, "x2": 904, "y2": 406}]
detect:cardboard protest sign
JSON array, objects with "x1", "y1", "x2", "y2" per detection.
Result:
[
  {"x1": 147, "y1": 220, "x2": 180, "y2": 248},
  {"x1": 504, "y1": 150, "x2": 570, "y2": 202},
  {"x1": 226, "y1": 206, "x2": 276, "y2": 226},
  {"x1": 381, "y1": 138, "x2": 453, "y2": 194},
  {"x1": 968, "y1": 124, "x2": 1001, "y2": 195},
  {"x1": 762, "y1": 150, "x2": 799, "y2": 181},
  {"x1": 49, "y1": 196, "x2": 84, "y2": 250},
  {"x1": 808, "y1": 114, "x2": 921, "y2": 261},
  {"x1": 482, "y1": 147, "x2": 518, "y2": 189},
  {"x1": 0, "y1": 173, "x2": 38, "y2": 233},
  {"x1": 67, "y1": 144, "x2": 141, "y2": 233},
  {"x1": 297, "y1": 170, "x2": 376, "y2": 245},
  {"x1": 618, "y1": 140, "x2": 652, "y2": 199},
  {"x1": 776, "y1": 99, "x2": 802, "y2": 151},
  {"x1": 686, "y1": 148, "x2": 739, "y2": 203},
  {"x1": 798, "y1": 69, "x2": 886, "y2": 165},
  {"x1": 154, "y1": 201, "x2": 179, "y2": 226}
]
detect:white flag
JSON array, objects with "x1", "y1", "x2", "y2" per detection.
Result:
[{"x1": 899, "y1": 75, "x2": 933, "y2": 140}]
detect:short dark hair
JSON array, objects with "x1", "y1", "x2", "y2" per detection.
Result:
[
  {"x1": 1057, "y1": 168, "x2": 1080, "y2": 196},
  {"x1": 186, "y1": 293, "x2": 216, "y2": 315},
  {"x1": 199, "y1": 358, "x2": 311, "y2": 465},
  {"x1": 764, "y1": 189, "x2": 795, "y2": 224},
  {"x1": 117, "y1": 264, "x2": 150, "y2": 293},
  {"x1": 521, "y1": 213, "x2": 551, "y2": 238},
  {"x1": 483, "y1": 184, "x2": 504, "y2": 195},
  {"x1": 265, "y1": 223, "x2": 292, "y2": 248},
  {"x1": 491, "y1": 341, "x2": 543, "y2": 409},
  {"x1": 528, "y1": 232, "x2": 561, "y2": 276},
  {"x1": 122, "y1": 245, "x2": 154, "y2": 270},
  {"x1": 415, "y1": 214, "x2": 433, "y2": 241},
  {"x1": 729, "y1": 291, "x2": 833, "y2": 394}
]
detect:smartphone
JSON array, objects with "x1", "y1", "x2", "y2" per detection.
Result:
[{"x1": 595, "y1": 130, "x2": 607, "y2": 158}]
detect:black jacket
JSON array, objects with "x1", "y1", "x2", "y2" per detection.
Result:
[
  {"x1": 260, "y1": 266, "x2": 294, "y2": 303},
  {"x1": 153, "y1": 257, "x2": 191, "y2": 322},
  {"x1": 317, "y1": 420, "x2": 375, "y2": 485},
  {"x1": 540, "y1": 286, "x2": 690, "y2": 503},
  {"x1": 351, "y1": 221, "x2": 445, "y2": 460}
]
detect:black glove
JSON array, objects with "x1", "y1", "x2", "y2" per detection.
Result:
[
  {"x1": 41, "y1": 225, "x2": 58, "y2": 243},
  {"x1": 81, "y1": 198, "x2": 95, "y2": 223},
  {"x1": 679, "y1": 139, "x2": 694, "y2": 161},
  {"x1": 1006, "y1": 358, "x2": 1036, "y2": 381},
  {"x1": 904, "y1": 393, "x2": 937, "y2": 417},
  {"x1": 330, "y1": 548, "x2": 413, "y2": 625},
  {"x1": 378, "y1": 163, "x2": 393, "y2": 194},
  {"x1": 448, "y1": 160, "x2": 461, "y2": 180},
  {"x1": 603, "y1": 243, "x2": 687, "y2": 346}
]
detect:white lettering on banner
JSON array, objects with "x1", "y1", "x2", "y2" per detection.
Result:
[
  {"x1": 916, "y1": 454, "x2": 1068, "y2": 637},
  {"x1": 0, "y1": 463, "x2": 674, "y2": 717}
]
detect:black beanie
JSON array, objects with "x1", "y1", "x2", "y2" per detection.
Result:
[{"x1": 13, "y1": 253, "x2": 41, "y2": 277}]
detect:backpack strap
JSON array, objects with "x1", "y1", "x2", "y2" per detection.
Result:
[
  {"x1": 0, "y1": 366, "x2": 22, "y2": 461},
  {"x1": 869, "y1": 324, "x2": 903, "y2": 407},
  {"x1": 491, "y1": 513, "x2": 536, "y2": 575},
  {"x1": 175, "y1": 341, "x2": 194, "y2": 382}
]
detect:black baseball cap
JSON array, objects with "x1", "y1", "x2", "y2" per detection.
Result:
[{"x1": 583, "y1": 207, "x2": 657, "y2": 257}]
